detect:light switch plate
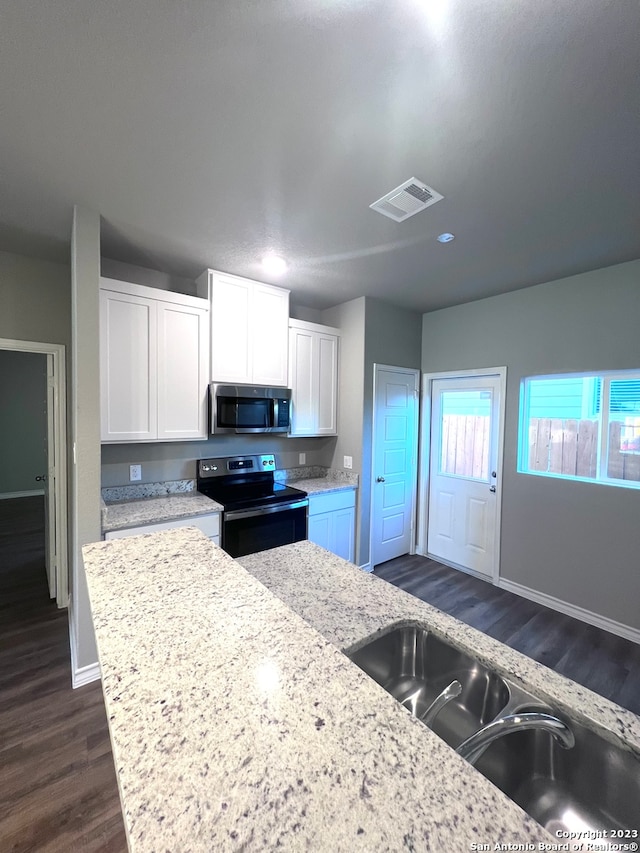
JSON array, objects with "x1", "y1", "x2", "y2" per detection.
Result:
[
  {"x1": 129, "y1": 464, "x2": 142, "y2": 482},
  {"x1": 343, "y1": 455, "x2": 353, "y2": 469},
  {"x1": 298, "y1": 452, "x2": 306, "y2": 465}
]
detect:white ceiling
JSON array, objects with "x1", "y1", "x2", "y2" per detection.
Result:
[{"x1": 1, "y1": 0, "x2": 639, "y2": 312}]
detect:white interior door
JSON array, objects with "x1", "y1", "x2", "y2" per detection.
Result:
[
  {"x1": 427, "y1": 375, "x2": 502, "y2": 578},
  {"x1": 371, "y1": 366, "x2": 419, "y2": 567},
  {"x1": 43, "y1": 355, "x2": 57, "y2": 599}
]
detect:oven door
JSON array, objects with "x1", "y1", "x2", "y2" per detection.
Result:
[{"x1": 222, "y1": 500, "x2": 308, "y2": 558}]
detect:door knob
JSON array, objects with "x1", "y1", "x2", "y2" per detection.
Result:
[
  {"x1": 489, "y1": 485, "x2": 496, "y2": 492},
  {"x1": 35, "y1": 475, "x2": 46, "y2": 482},
  {"x1": 376, "y1": 476, "x2": 385, "y2": 482}
]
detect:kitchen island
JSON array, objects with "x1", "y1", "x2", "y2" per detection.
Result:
[{"x1": 82, "y1": 530, "x2": 640, "y2": 852}]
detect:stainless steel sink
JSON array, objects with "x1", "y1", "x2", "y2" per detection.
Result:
[
  {"x1": 348, "y1": 625, "x2": 640, "y2": 835},
  {"x1": 348, "y1": 625, "x2": 511, "y2": 747},
  {"x1": 474, "y1": 708, "x2": 640, "y2": 834}
]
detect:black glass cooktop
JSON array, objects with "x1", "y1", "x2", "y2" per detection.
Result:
[{"x1": 197, "y1": 478, "x2": 307, "y2": 511}]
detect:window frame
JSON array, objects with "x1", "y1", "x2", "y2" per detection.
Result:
[{"x1": 518, "y1": 369, "x2": 640, "y2": 490}]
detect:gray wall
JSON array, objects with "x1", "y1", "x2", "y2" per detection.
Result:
[
  {"x1": 0, "y1": 350, "x2": 47, "y2": 495},
  {"x1": 71, "y1": 207, "x2": 101, "y2": 670},
  {"x1": 0, "y1": 250, "x2": 71, "y2": 346},
  {"x1": 0, "y1": 249, "x2": 72, "y2": 592},
  {"x1": 320, "y1": 296, "x2": 422, "y2": 567},
  {"x1": 290, "y1": 304, "x2": 325, "y2": 324},
  {"x1": 101, "y1": 257, "x2": 200, "y2": 297},
  {"x1": 101, "y1": 435, "x2": 337, "y2": 486},
  {"x1": 361, "y1": 299, "x2": 423, "y2": 567},
  {"x1": 422, "y1": 259, "x2": 640, "y2": 630},
  {"x1": 322, "y1": 297, "x2": 366, "y2": 561}
]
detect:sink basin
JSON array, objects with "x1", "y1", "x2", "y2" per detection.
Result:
[
  {"x1": 348, "y1": 625, "x2": 511, "y2": 747},
  {"x1": 349, "y1": 625, "x2": 640, "y2": 836},
  {"x1": 474, "y1": 708, "x2": 640, "y2": 834}
]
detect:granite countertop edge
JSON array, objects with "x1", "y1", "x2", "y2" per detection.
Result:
[
  {"x1": 101, "y1": 478, "x2": 355, "y2": 534},
  {"x1": 101, "y1": 492, "x2": 223, "y2": 533},
  {"x1": 290, "y1": 477, "x2": 357, "y2": 496}
]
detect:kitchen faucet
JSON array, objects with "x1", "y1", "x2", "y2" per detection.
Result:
[
  {"x1": 455, "y1": 712, "x2": 575, "y2": 766},
  {"x1": 420, "y1": 680, "x2": 463, "y2": 728}
]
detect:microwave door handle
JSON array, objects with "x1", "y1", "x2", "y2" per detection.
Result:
[{"x1": 224, "y1": 500, "x2": 308, "y2": 522}]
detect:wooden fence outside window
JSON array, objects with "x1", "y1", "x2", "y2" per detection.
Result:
[{"x1": 440, "y1": 415, "x2": 640, "y2": 483}]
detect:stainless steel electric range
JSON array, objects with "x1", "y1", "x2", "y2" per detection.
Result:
[{"x1": 196, "y1": 454, "x2": 308, "y2": 558}]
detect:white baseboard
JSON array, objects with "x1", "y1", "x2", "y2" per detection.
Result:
[
  {"x1": 0, "y1": 489, "x2": 45, "y2": 500},
  {"x1": 68, "y1": 598, "x2": 101, "y2": 689},
  {"x1": 499, "y1": 577, "x2": 640, "y2": 645},
  {"x1": 72, "y1": 659, "x2": 101, "y2": 689}
]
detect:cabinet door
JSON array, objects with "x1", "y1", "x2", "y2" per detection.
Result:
[
  {"x1": 316, "y1": 334, "x2": 339, "y2": 435},
  {"x1": 330, "y1": 506, "x2": 355, "y2": 562},
  {"x1": 288, "y1": 327, "x2": 316, "y2": 436},
  {"x1": 157, "y1": 303, "x2": 209, "y2": 440},
  {"x1": 252, "y1": 284, "x2": 289, "y2": 386},
  {"x1": 100, "y1": 290, "x2": 157, "y2": 441},
  {"x1": 211, "y1": 276, "x2": 252, "y2": 383},
  {"x1": 308, "y1": 513, "x2": 332, "y2": 551}
]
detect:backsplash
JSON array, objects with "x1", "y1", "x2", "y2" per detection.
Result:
[
  {"x1": 102, "y1": 479, "x2": 195, "y2": 503},
  {"x1": 101, "y1": 435, "x2": 338, "y2": 487}
]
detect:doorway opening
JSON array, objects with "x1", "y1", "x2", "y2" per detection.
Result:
[
  {"x1": 418, "y1": 368, "x2": 506, "y2": 583},
  {"x1": 0, "y1": 338, "x2": 68, "y2": 607}
]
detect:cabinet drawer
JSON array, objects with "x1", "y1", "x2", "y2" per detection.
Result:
[
  {"x1": 308, "y1": 489, "x2": 355, "y2": 516},
  {"x1": 105, "y1": 512, "x2": 220, "y2": 540}
]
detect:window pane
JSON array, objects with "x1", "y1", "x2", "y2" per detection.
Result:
[
  {"x1": 607, "y1": 380, "x2": 640, "y2": 482},
  {"x1": 523, "y1": 377, "x2": 598, "y2": 479},
  {"x1": 439, "y1": 390, "x2": 491, "y2": 480}
]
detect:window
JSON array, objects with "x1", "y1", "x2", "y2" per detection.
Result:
[{"x1": 519, "y1": 372, "x2": 640, "y2": 487}]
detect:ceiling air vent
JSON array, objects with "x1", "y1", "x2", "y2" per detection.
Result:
[{"x1": 370, "y1": 178, "x2": 444, "y2": 222}]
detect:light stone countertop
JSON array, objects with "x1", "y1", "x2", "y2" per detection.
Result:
[
  {"x1": 239, "y1": 542, "x2": 640, "y2": 756},
  {"x1": 101, "y1": 492, "x2": 223, "y2": 533},
  {"x1": 289, "y1": 477, "x2": 357, "y2": 497},
  {"x1": 83, "y1": 528, "x2": 560, "y2": 852}
]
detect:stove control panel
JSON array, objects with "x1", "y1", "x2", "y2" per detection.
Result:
[{"x1": 198, "y1": 454, "x2": 276, "y2": 478}]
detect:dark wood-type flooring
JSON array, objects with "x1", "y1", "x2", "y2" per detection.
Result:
[
  {"x1": 375, "y1": 553, "x2": 640, "y2": 716},
  {"x1": 0, "y1": 496, "x2": 127, "y2": 852}
]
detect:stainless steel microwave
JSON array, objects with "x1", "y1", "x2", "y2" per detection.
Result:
[{"x1": 209, "y1": 384, "x2": 291, "y2": 434}]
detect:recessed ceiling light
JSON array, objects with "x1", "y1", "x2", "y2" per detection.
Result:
[
  {"x1": 261, "y1": 254, "x2": 288, "y2": 276},
  {"x1": 437, "y1": 232, "x2": 455, "y2": 243}
]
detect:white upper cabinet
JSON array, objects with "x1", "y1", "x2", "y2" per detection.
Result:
[
  {"x1": 100, "y1": 288, "x2": 158, "y2": 442},
  {"x1": 100, "y1": 278, "x2": 209, "y2": 443},
  {"x1": 288, "y1": 319, "x2": 340, "y2": 437},
  {"x1": 252, "y1": 283, "x2": 290, "y2": 385},
  {"x1": 200, "y1": 269, "x2": 290, "y2": 387},
  {"x1": 156, "y1": 300, "x2": 209, "y2": 441},
  {"x1": 207, "y1": 274, "x2": 252, "y2": 383}
]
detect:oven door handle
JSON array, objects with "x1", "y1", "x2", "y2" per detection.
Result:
[{"x1": 224, "y1": 500, "x2": 309, "y2": 522}]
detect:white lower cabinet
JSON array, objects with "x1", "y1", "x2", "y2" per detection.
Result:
[
  {"x1": 104, "y1": 512, "x2": 220, "y2": 545},
  {"x1": 307, "y1": 490, "x2": 355, "y2": 562}
]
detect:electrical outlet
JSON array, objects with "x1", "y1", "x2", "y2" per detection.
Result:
[
  {"x1": 343, "y1": 455, "x2": 353, "y2": 469},
  {"x1": 298, "y1": 452, "x2": 306, "y2": 465},
  {"x1": 129, "y1": 464, "x2": 142, "y2": 482}
]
